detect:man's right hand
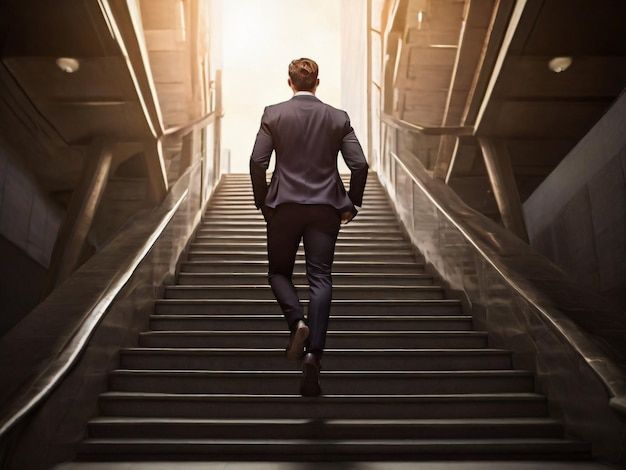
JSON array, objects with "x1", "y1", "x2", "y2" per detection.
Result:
[{"x1": 340, "y1": 209, "x2": 356, "y2": 225}]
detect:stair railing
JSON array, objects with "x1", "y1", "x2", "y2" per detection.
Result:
[
  {"x1": 0, "y1": 0, "x2": 225, "y2": 465},
  {"x1": 0, "y1": 104, "x2": 223, "y2": 470},
  {"x1": 381, "y1": 113, "x2": 473, "y2": 136},
  {"x1": 378, "y1": 110, "x2": 626, "y2": 462}
]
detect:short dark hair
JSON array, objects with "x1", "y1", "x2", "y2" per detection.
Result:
[{"x1": 288, "y1": 58, "x2": 318, "y2": 91}]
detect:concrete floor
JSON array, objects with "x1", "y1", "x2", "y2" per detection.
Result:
[{"x1": 54, "y1": 461, "x2": 622, "y2": 470}]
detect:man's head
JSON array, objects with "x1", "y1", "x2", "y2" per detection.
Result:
[{"x1": 288, "y1": 58, "x2": 319, "y2": 93}]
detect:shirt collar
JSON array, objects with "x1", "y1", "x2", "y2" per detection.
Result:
[{"x1": 294, "y1": 91, "x2": 315, "y2": 96}]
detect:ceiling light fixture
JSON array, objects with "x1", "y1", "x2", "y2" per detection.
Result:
[
  {"x1": 56, "y1": 57, "x2": 80, "y2": 73},
  {"x1": 548, "y1": 56, "x2": 572, "y2": 73}
]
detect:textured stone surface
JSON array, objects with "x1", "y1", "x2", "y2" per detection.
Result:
[{"x1": 524, "y1": 91, "x2": 626, "y2": 311}]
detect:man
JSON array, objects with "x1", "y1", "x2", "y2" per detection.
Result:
[{"x1": 249, "y1": 58, "x2": 368, "y2": 396}]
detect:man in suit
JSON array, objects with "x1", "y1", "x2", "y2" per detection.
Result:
[{"x1": 249, "y1": 58, "x2": 368, "y2": 396}]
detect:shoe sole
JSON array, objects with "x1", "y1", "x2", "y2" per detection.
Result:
[
  {"x1": 285, "y1": 324, "x2": 309, "y2": 361},
  {"x1": 300, "y1": 361, "x2": 322, "y2": 397}
]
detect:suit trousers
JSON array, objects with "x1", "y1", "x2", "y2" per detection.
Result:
[{"x1": 266, "y1": 202, "x2": 341, "y2": 355}]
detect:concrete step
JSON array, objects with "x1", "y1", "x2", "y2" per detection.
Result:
[
  {"x1": 120, "y1": 348, "x2": 514, "y2": 371},
  {"x1": 148, "y1": 314, "x2": 472, "y2": 331},
  {"x1": 199, "y1": 222, "x2": 401, "y2": 230},
  {"x1": 205, "y1": 207, "x2": 393, "y2": 214},
  {"x1": 216, "y1": 182, "x2": 385, "y2": 189},
  {"x1": 193, "y1": 238, "x2": 408, "y2": 247},
  {"x1": 189, "y1": 241, "x2": 412, "y2": 252},
  {"x1": 210, "y1": 195, "x2": 390, "y2": 203},
  {"x1": 88, "y1": 417, "x2": 563, "y2": 439},
  {"x1": 76, "y1": 437, "x2": 590, "y2": 460},
  {"x1": 203, "y1": 215, "x2": 396, "y2": 223},
  {"x1": 219, "y1": 174, "x2": 376, "y2": 179},
  {"x1": 210, "y1": 197, "x2": 390, "y2": 205},
  {"x1": 214, "y1": 184, "x2": 384, "y2": 190},
  {"x1": 214, "y1": 188, "x2": 387, "y2": 195},
  {"x1": 154, "y1": 298, "x2": 462, "y2": 315},
  {"x1": 193, "y1": 235, "x2": 408, "y2": 244},
  {"x1": 216, "y1": 181, "x2": 383, "y2": 187},
  {"x1": 187, "y1": 246, "x2": 415, "y2": 255},
  {"x1": 176, "y1": 272, "x2": 435, "y2": 286},
  {"x1": 87, "y1": 416, "x2": 564, "y2": 440},
  {"x1": 216, "y1": 183, "x2": 385, "y2": 190},
  {"x1": 208, "y1": 202, "x2": 391, "y2": 212},
  {"x1": 204, "y1": 208, "x2": 394, "y2": 215},
  {"x1": 137, "y1": 330, "x2": 487, "y2": 349},
  {"x1": 186, "y1": 251, "x2": 419, "y2": 263},
  {"x1": 216, "y1": 187, "x2": 387, "y2": 192},
  {"x1": 163, "y1": 285, "x2": 444, "y2": 300},
  {"x1": 216, "y1": 184, "x2": 382, "y2": 190},
  {"x1": 108, "y1": 369, "x2": 535, "y2": 395},
  {"x1": 217, "y1": 174, "x2": 372, "y2": 179},
  {"x1": 202, "y1": 214, "x2": 398, "y2": 222},
  {"x1": 197, "y1": 228, "x2": 405, "y2": 237},
  {"x1": 197, "y1": 227, "x2": 405, "y2": 237},
  {"x1": 97, "y1": 392, "x2": 549, "y2": 419},
  {"x1": 213, "y1": 187, "x2": 387, "y2": 194},
  {"x1": 220, "y1": 173, "x2": 379, "y2": 179},
  {"x1": 204, "y1": 207, "x2": 393, "y2": 214},
  {"x1": 179, "y1": 260, "x2": 425, "y2": 274}
]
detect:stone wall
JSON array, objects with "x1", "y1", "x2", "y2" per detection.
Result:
[
  {"x1": 0, "y1": 136, "x2": 62, "y2": 335},
  {"x1": 524, "y1": 90, "x2": 626, "y2": 311}
]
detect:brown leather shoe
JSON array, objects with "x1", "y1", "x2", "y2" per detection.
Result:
[
  {"x1": 285, "y1": 320, "x2": 309, "y2": 361},
  {"x1": 300, "y1": 352, "x2": 322, "y2": 397}
]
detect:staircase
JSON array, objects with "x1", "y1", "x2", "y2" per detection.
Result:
[{"x1": 77, "y1": 173, "x2": 590, "y2": 461}]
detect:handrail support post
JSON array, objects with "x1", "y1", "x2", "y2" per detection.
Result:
[
  {"x1": 45, "y1": 140, "x2": 113, "y2": 292},
  {"x1": 479, "y1": 136, "x2": 528, "y2": 241},
  {"x1": 144, "y1": 138, "x2": 168, "y2": 204}
]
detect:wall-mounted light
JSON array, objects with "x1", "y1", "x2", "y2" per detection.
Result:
[
  {"x1": 548, "y1": 56, "x2": 573, "y2": 73},
  {"x1": 417, "y1": 10, "x2": 425, "y2": 30},
  {"x1": 56, "y1": 57, "x2": 80, "y2": 73},
  {"x1": 179, "y1": 0, "x2": 186, "y2": 42}
]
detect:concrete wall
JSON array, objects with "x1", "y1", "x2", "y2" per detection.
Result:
[
  {"x1": 0, "y1": 136, "x2": 62, "y2": 335},
  {"x1": 340, "y1": 0, "x2": 368, "y2": 161},
  {"x1": 524, "y1": 90, "x2": 626, "y2": 311},
  {"x1": 0, "y1": 235, "x2": 48, "y2": 335}
]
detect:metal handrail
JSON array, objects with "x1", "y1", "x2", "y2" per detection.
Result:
[
  {"x1": 381, "y1": 112, "x2": 473, "y2": 136},
  {"x1": 2, "y1": 101, "x2": 223, "y2": 436},
  {"x1": 0, "y1": 114, "x2": 222, "y2": 453},
  {"x1": 162, "y1": 111, "x2": 216, "y2": 139},
  {"x1": 380, "y1": 128, "x2": 626, "y2": 417},
  {"x1": 0, "y1": 173, "x2": 192, "y2": 440},
  {"x1": 0, "y1": 2, "x2": 224, "y2": 451}
]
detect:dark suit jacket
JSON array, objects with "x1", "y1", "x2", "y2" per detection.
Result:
[{"x1": 249, "y1": 94, "x2": 368, "y2": 214}]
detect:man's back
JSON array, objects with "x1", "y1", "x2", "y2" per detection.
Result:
[
  {"x1": 249, "y1": 57, "x2": 368, "y2": 397},
  {"x1": 250, "y1": 93, "x2": 368, "y2": 214}
]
